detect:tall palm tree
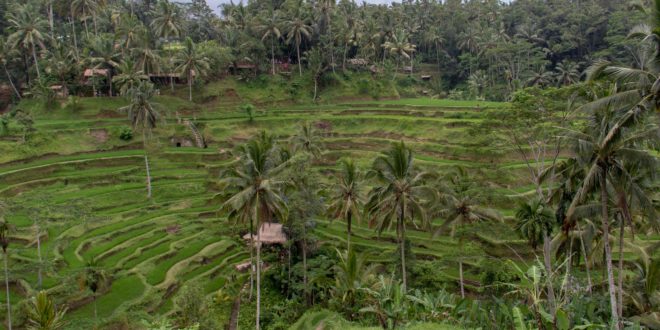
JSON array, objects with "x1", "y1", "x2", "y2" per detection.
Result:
[
  {"x1": 0, "y1": 36, "x2": 21, "y2": 99},
  {"x1": 7, "y1": 4, "x2": 48, "y2": 80},
  {"x1": 555, "y1": 61, "x2": 580, "y2": 86},
  {"x1": 45, "y1": 43, "x2": 76, "y2": 97},
  {"x1": 79, "y1": 257, "x2": 107, "y2": 327},
  {"x1": 112, "y1": 59, "x2": 149, "y2": 96},
  {"x1": 327, "y1": 159, "x2": 363, "y2": 250},
  {"x1": 26, "y1": 291, "x2": 67, "y2": 330},
  {"x1": 220, "y1": 132, "x2": 288, "y2": 330},
  {"x1": 284, "y1": 9, "x2": 313, "y2": 76},
  {"x1": 0, "y1": 219, "x2": 12, "y2": 330},
  {"x1": 70, "y1": 0, "x2": 99, "y2": 38},
  {"x1": 118, "y1": 81, "x2": 160, "y2": 198},
  {"x1": 131, "y1": 39, "x2": 161, "y2": 75},
  {"x1": 365, "y1": 141, "x2": 430, "y2": 290},
  {"x1": 174, "y1": 37, "x2": 210, "y2": 102},
  {"x1": 87, "y1": 35, "x2": 121, "y2": 96},
  {"x1": 382, "y1": 30, "x2": 415, "y2": 78},
  {"x1": 432, "y1": 166, "x2": 500, "y2": 298},
  {"x1": 333, "y1": 248, "x2": 375, "y2": 318},
  {"x1": 150, "y1": 0, "x2": 183, "y2": 40},
  {"x1": 290, "y1": 122, "x2": 324, "y2": 158},
  {"x1": 515, "y1": 198, "x2": 555, "y2": 250},
  {"x1": 564, "y1": 106, "x2": 659, "y2": 329},
  {"x1": 115, "y1": 14, "x2": 145, "y2": 52},
  {"x1": 257, "y1": 11, "x2": 282, "y2": 75}
]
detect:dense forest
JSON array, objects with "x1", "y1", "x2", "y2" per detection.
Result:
[{"x1": 0, "y1": 0, "x2": 659, "y2": 329}]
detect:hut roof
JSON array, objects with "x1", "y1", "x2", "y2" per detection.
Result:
[
  {"x1": 83, "y1": 69, "x2": 109, "y2": 77},
  {"x1": 348, "y1": 58, "x2": 368, "y2": 66},
  {"x1": 242, "y1": 223, "x2": 287, "y2": 245}
]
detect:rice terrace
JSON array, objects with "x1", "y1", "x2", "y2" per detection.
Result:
[{"x1": 0, "y1": 0, "x2": 659, "y2": 329}]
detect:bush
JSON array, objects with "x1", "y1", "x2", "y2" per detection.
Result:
[{"x1": 118, "y1": 126, "x2": 133, "y2": 141}]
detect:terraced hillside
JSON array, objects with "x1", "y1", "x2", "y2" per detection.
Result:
[{"x1": 1, "y1": 96, "x2": 657, "y2": 329}]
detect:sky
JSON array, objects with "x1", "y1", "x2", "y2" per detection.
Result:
[{"x1": 202, "y1": 0, "x2": 428, "y2": 15}]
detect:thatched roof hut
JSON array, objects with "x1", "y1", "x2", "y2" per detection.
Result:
[{"x1": 242, "y1": 223, "x2": 287, "y2": 245}]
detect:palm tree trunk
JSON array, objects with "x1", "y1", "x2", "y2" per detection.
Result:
[
  {"x1": 617, "y1": 215, "x2": 625, "y2": 326},
  {"x1": 48, "y1": 1, "x2": 54, "y2": 37},
  {"x1": 3, "y1": 65, "x2": 21, "y2": 99},
  {"x1": 188, "y1": 71, "x2": 193, "y2": 102},
  {"x1": 303, "y1": 234, "x2": 308, "y2": 306},
  {"x1": 4, "y1": 252, "x2": 11, "y2": 330},
  {"x1": 32, "y1": 45, "x2": 41, "y2": 79},
  {"x1": 144, "y1": 154, "x2": 152, "y2": 198},
  {"x1": 287, "y1": 243, "x2": 291, "y2": 297},
  {"x1": 70, "y1": 17, "x2": 79, "y2": 60},
  {"x1": 93, "y1": 15, "x2": 98, "y2": 36},
  {"x1": 399, "y1": 201, "x2": 407, "y2": 290},
  {"x1": 346, "y1": 211, "x2": 352, "y2": 251},
  {"x1": 436, "y1": 42, "x2": 441, "y2": 74},
  {"x1": 542, "y1": 232, "x2": 556, "y2": 315},
  {"x1": 108, "y1": 72, "x2": 113, "y2": 97},
  {"x1": 600, "y1": 170, "x2": 620, "y2": 329},
  {"x1": 36, "y1": 224, "x2": 42, "y2": 289},
  {"x1": 576, "y1": 220, "x2": 593, "y2": 292},
  {"x1": 342, "y1": 41, "x2": 348, "y2": 71},
  {"x1": 249, "y1": 220, "x2": 254, "y2": 300},
  {"x1": 84, "y1": 19, "x2": 89, "y2": 40},
  {"x1": 271, "y1": 38, "x2": 275, "y2": 75},
  {"x1": 256, "y1": 227, "x2": 261, "y2": 330},
  {"x1": 459, "y1": 259, "x2": 465, "y2": 298},
  {"x1": 93, "y1": 294, "x2": 98, "y2": 326},
  {"x1": 170, "y1": 76, "x2": 174, "y2": 92},
  {"x1": 297, "y1": 44, "x2": 302, "y2": 77}
]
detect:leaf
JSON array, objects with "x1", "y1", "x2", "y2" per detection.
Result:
[
  {"x1": 556, "y1": 308, "x2": 570, "y2": 330},
  {"x1": 513, "y1": 307, "x2": 528, "y2": 330}
]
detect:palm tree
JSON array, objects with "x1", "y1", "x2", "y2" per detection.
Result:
[
  {"x1": 0, "y1": 36, "x2": 21, "y2": 99},
  {"x1": 555, "y1": 61, "x2": 580, "y2": 86},
  {"x1": 564, "y1": 106, "x2": 659, "y2": 329},
  {"x1": 45, "y1": 43, "x2": 76, "y2": 97},
  {"x1": 112, "y1": 59, "x2": 149, "y2": 96},
  {"x1": 115, "y1": 14, "x2": 146, "y2": 52},
  {"x1": 327, "y1": 159, "x2": 363, "y2": 250},
  {"x1": 7, "y1": 4, "x2": 48, "y2": 80},
  {"x1": 365, "y1": 141, "x2": 430, "y2": 290},
  {"x1": 26, "y1": 291, "x2": 67, "y2": 330},
  {"x1": 220, "y1": 132, "x2": 288, "y2": 330},
  {"x1": 87, "y1": 35, "x2": 121, "y2": 96},
  {"x1": 382, "y1": 30, "x2": 415, "y2": 78},
  {"x1": 118, "y1": 81, "x2": 160, "y2": 198},
  {"x1": 422, "y1": 26, "x2": 445, "y2": 73},
  {"x1": 131, "y1": 39, "x2": 161, "y2": 75},
  {"x1": 174, "y1": 37, "x2": 210, "y2": 102},
  {"x1": 80, "y1": 258, "x2": 107, "y2": 327},
  {"x1": 257, "y1": 11, "x2": 282, "y2": 75},
  {"x1": 150, "y1": 0, "x2": 183, "y2": 40},
  {"x1": 284, "y1": 8, "x2": 313, "y2": 76},
  {"x1": 0, "y1": 219, "x2": 12, "y2": 330},
  {"x1": 290, "y1": 122, "x2": 324, "y2": 158},
  {"x1": 333, "y1": 248, "x2": 375, "y2": 319},
  {"x1": 515, "y1": 198, "x2": 555, "y2": 250},
  {"x1": 433, "y1": 166, "x2": 500, "y2": 298},
  {"x1": 70, "y1": 0, "x2": 99, "y2": 38}
]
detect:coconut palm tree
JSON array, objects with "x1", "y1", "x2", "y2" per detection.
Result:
[
  {"x1": 257, "y1": 10, "x2": 282, "y2": 75},
  {"x1": 0, "y1": 36, "x2": 21, "y2": 99},
  {"x1": 115, "y1": 14, "x2": 146, "y2": 52},
  {"x1": 131, "y1": 39, "x2": 161, "y2": 75},
  {"x1": 333, "y1": 248, "x2": 375, "y2": 319},
  {"x1": 432, "y1": 166, "x2": 500, "y2": 298},
  {"x1": 79, "y1": 257, "x2": 107, "y2": 327},
  {"x1": 45, "y1": 43, "x2": 76, "y2": 98},
  {"x1": 555, "y1": 60, "x2": 580, "y2": 86},
  {"x1": 0, "y1": 218, "x2": 13, "y2": 330},
  {"x1": 382, "y1": 30, "x2": 415, "y2": 78},
  {"x1": 220, "y1": 132, "x2": 288, "y2": 330},
  {"x1": 150, "y1": 0, "x2": 183, "y2": 40},
  {"x1": 112, "y1": 59, "x2": 149, "y2": 96},
  {"x1": 365, "y1": 141, "x2": 430, "y2": 290},
  {"x1": 515, "y1": 198, "x2": 555, "y2": 250},
  {"x1": 564, "y1": 105, "x2": 659, "y2": 329},
  {"x1": 284, "y1": 6, "x2": 313, "y2": 76},
  {"x1": 327, "y1": 159, "x2": 363, "y2": 250},
  {"x1": 26, "y1": 290, "x2": 67, "y2": 330},
  {"x1": 87, "y1": 35, "x2": 120, "y2": 96},
  {"x1": 7, "y1": 4, "x2": 49, "y2": 80},
  {"x1": 118, "y1": 81, "x2": 160, "y2": 198},
  {"x1": 290, "y1": 122, "x2": 324, "y2": 159},
  {"x1": 70, "y1": 0, "x2": 99, "y2": 38},
  {"x1": 174, "y1": 37, "x2": 210, "y2": 102}
]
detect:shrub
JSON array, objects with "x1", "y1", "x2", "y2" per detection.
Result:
[{"x1": 118, "y1": 126, "x2": 133, "y2": 141}]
